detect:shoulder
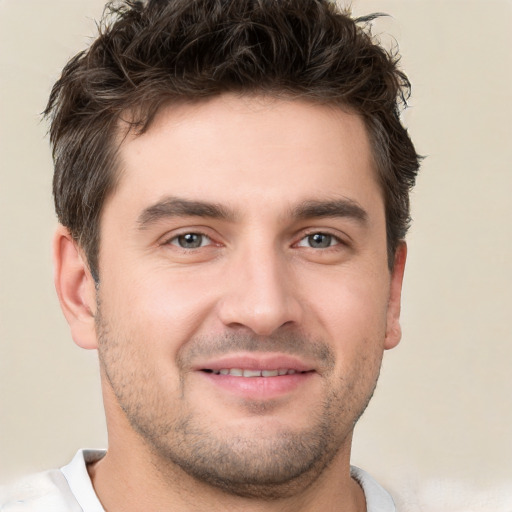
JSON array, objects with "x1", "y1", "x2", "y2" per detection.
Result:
[
  {"x1": 351, "y1": 466, "x2": 396, "y2": 512},
  {"x1": 0, "y1": 468, "x2": 82, "y2": 511},
  {"x1": 0, "y1": 450, "x2": 106, "y2": 512}
]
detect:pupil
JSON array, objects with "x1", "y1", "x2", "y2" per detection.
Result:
[
  {"x1": 179, "y1": 233, "x2": 202, "y2": 248},
  {"x1": 309, "y1": 233, "x2": 331, "y2": 248}
]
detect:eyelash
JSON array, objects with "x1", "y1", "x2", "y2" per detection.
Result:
[
  {"x1": 295, "y1": 232, "x2": 344, "y2": 249},
  {"x1": 165, "y1": 230, "x2": 345, "y2": 250},
  {"x1": 167, "y1": 232, "x2": 214, "y2": 249}
]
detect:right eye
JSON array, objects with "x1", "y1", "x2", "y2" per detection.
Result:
[{"x1": 168, "y1": 233, "x2": 213, "y2": 249}]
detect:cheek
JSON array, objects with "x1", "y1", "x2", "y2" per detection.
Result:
[
  {"x1": 304, "y1": 268, "x2": 390, "y2": 350},
  {"x1": 99, "y1": 263, "x2": 220, "y2": 353}
]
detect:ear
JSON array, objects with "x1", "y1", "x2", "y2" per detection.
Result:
[
  {"x1": 384, "y1": 242, "x2": 407, "y2": 350},
  {"x1": 53, "y1": 225, "x2": 98, "y2": 350}
]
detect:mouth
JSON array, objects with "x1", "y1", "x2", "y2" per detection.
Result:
[
  {"x1": 195, "y1": 354, "x2": 317, "y2": 399},
  {"x1": 202, "y1": 368, "x2": 313, "y2": 377}
]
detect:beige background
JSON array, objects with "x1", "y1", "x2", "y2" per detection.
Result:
[{"x1": 1, "y1": 0, "x2": 511, "y2": 509}]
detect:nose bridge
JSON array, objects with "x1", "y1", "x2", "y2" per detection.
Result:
[{"x1": 218, "y1": 233, "x2": 301, "y2": 335}]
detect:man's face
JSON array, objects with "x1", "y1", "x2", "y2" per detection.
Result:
[{"x1": 93, "y1": 95, "x2": 404, "y2": 496}]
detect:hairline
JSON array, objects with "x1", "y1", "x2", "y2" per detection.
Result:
[{"x1": 85, "y1": 92, "x2": 398, "y2": 282}]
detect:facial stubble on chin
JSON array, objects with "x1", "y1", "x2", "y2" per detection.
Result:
[{"x1": 95, "y1": 303, "x2": 383, "y2": 500}]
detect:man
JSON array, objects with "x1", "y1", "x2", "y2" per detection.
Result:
[{"x1": 1, "y1": 0, "x2": 420, "y2": 510}]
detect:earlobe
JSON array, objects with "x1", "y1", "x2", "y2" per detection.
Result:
[
  {"x1": 384, "y1": 242, "x2": 407, "y2": 350},
  {"x1": 53, "y1": 225, "x2": 98, "y2": 350}
]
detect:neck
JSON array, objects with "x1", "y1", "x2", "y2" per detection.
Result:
[
  {"x1": 89, "y1": 418, "x2": 365, "y2": 512},
  {"x1": 89, "y1": 446, "x2": 366, "y2": 512},
  {"x1": 90, "y1": 381, "x2": 366, "y2": 512}
]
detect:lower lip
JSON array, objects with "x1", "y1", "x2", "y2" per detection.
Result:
[{"x1": 200, "y1": 371, "x2": 315, "y2": 399}]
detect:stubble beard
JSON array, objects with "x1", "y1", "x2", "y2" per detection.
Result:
[{"x1": 96, "y1": 306, "x2": 383, "y2": 499}]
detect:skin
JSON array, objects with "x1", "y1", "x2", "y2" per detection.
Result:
[{"x1": 54, "y1": 94, "x2": 406, "y2": 512}]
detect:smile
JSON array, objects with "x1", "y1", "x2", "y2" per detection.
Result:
[{"x1": 203, "y1": 368, "x2": 310, "y2": 377}]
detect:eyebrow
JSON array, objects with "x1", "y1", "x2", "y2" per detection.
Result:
[
  {"x1": 137, "y1": 196, "x2": 368, "y2": 230},
  {"x1": 291, "y1": 198, "x2": 368, "y2": 224},
  {"x1": 137, "y1": 197, "x2": 237, "y2": 229}
]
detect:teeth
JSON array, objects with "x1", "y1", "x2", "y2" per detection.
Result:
[
  {"x1": 210, "y1": 368, "x2": 301, "y2": 377},
  {"x1": 243, "y1": 369, "x2": 262, "y2": 377}
]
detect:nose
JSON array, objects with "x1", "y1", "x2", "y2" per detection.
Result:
[{"x1": 217, "y1": 243, "x2": 303, "y2": 336}]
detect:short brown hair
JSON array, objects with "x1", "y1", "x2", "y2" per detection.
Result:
[{"x1": 45, "y1": 0, "x2": 421, "y2": 281}]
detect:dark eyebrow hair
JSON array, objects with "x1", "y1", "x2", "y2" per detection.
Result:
[
  {"x1": 137, "y1": 197, "x2": 236, "y2": 228},
  {"x1": 138, "y1": 196, "x2": 367, "y2": 229},
  {"x1": 291, "y1": 198, "x2": 368, "y2": 223}
]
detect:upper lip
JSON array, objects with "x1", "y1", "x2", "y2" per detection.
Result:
[{"x1": 194, "y1": 353, "x2": 316, "y2": 373}]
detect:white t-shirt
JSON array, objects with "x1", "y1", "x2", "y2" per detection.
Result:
[{"x1": 0, "y1": 450, "x2": 396, "y2": 511}]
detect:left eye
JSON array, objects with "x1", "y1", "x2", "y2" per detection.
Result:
[
  {"x1": 169, "y1": 233, "x2": 212, "y2": 249},
  {"x1": 296, "y1": 233, "x2": 339, "y2": 249}
]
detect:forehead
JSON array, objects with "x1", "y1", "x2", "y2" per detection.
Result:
[{"x1": 109, "y1": 94, "x2": 381, "y2": 221}]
